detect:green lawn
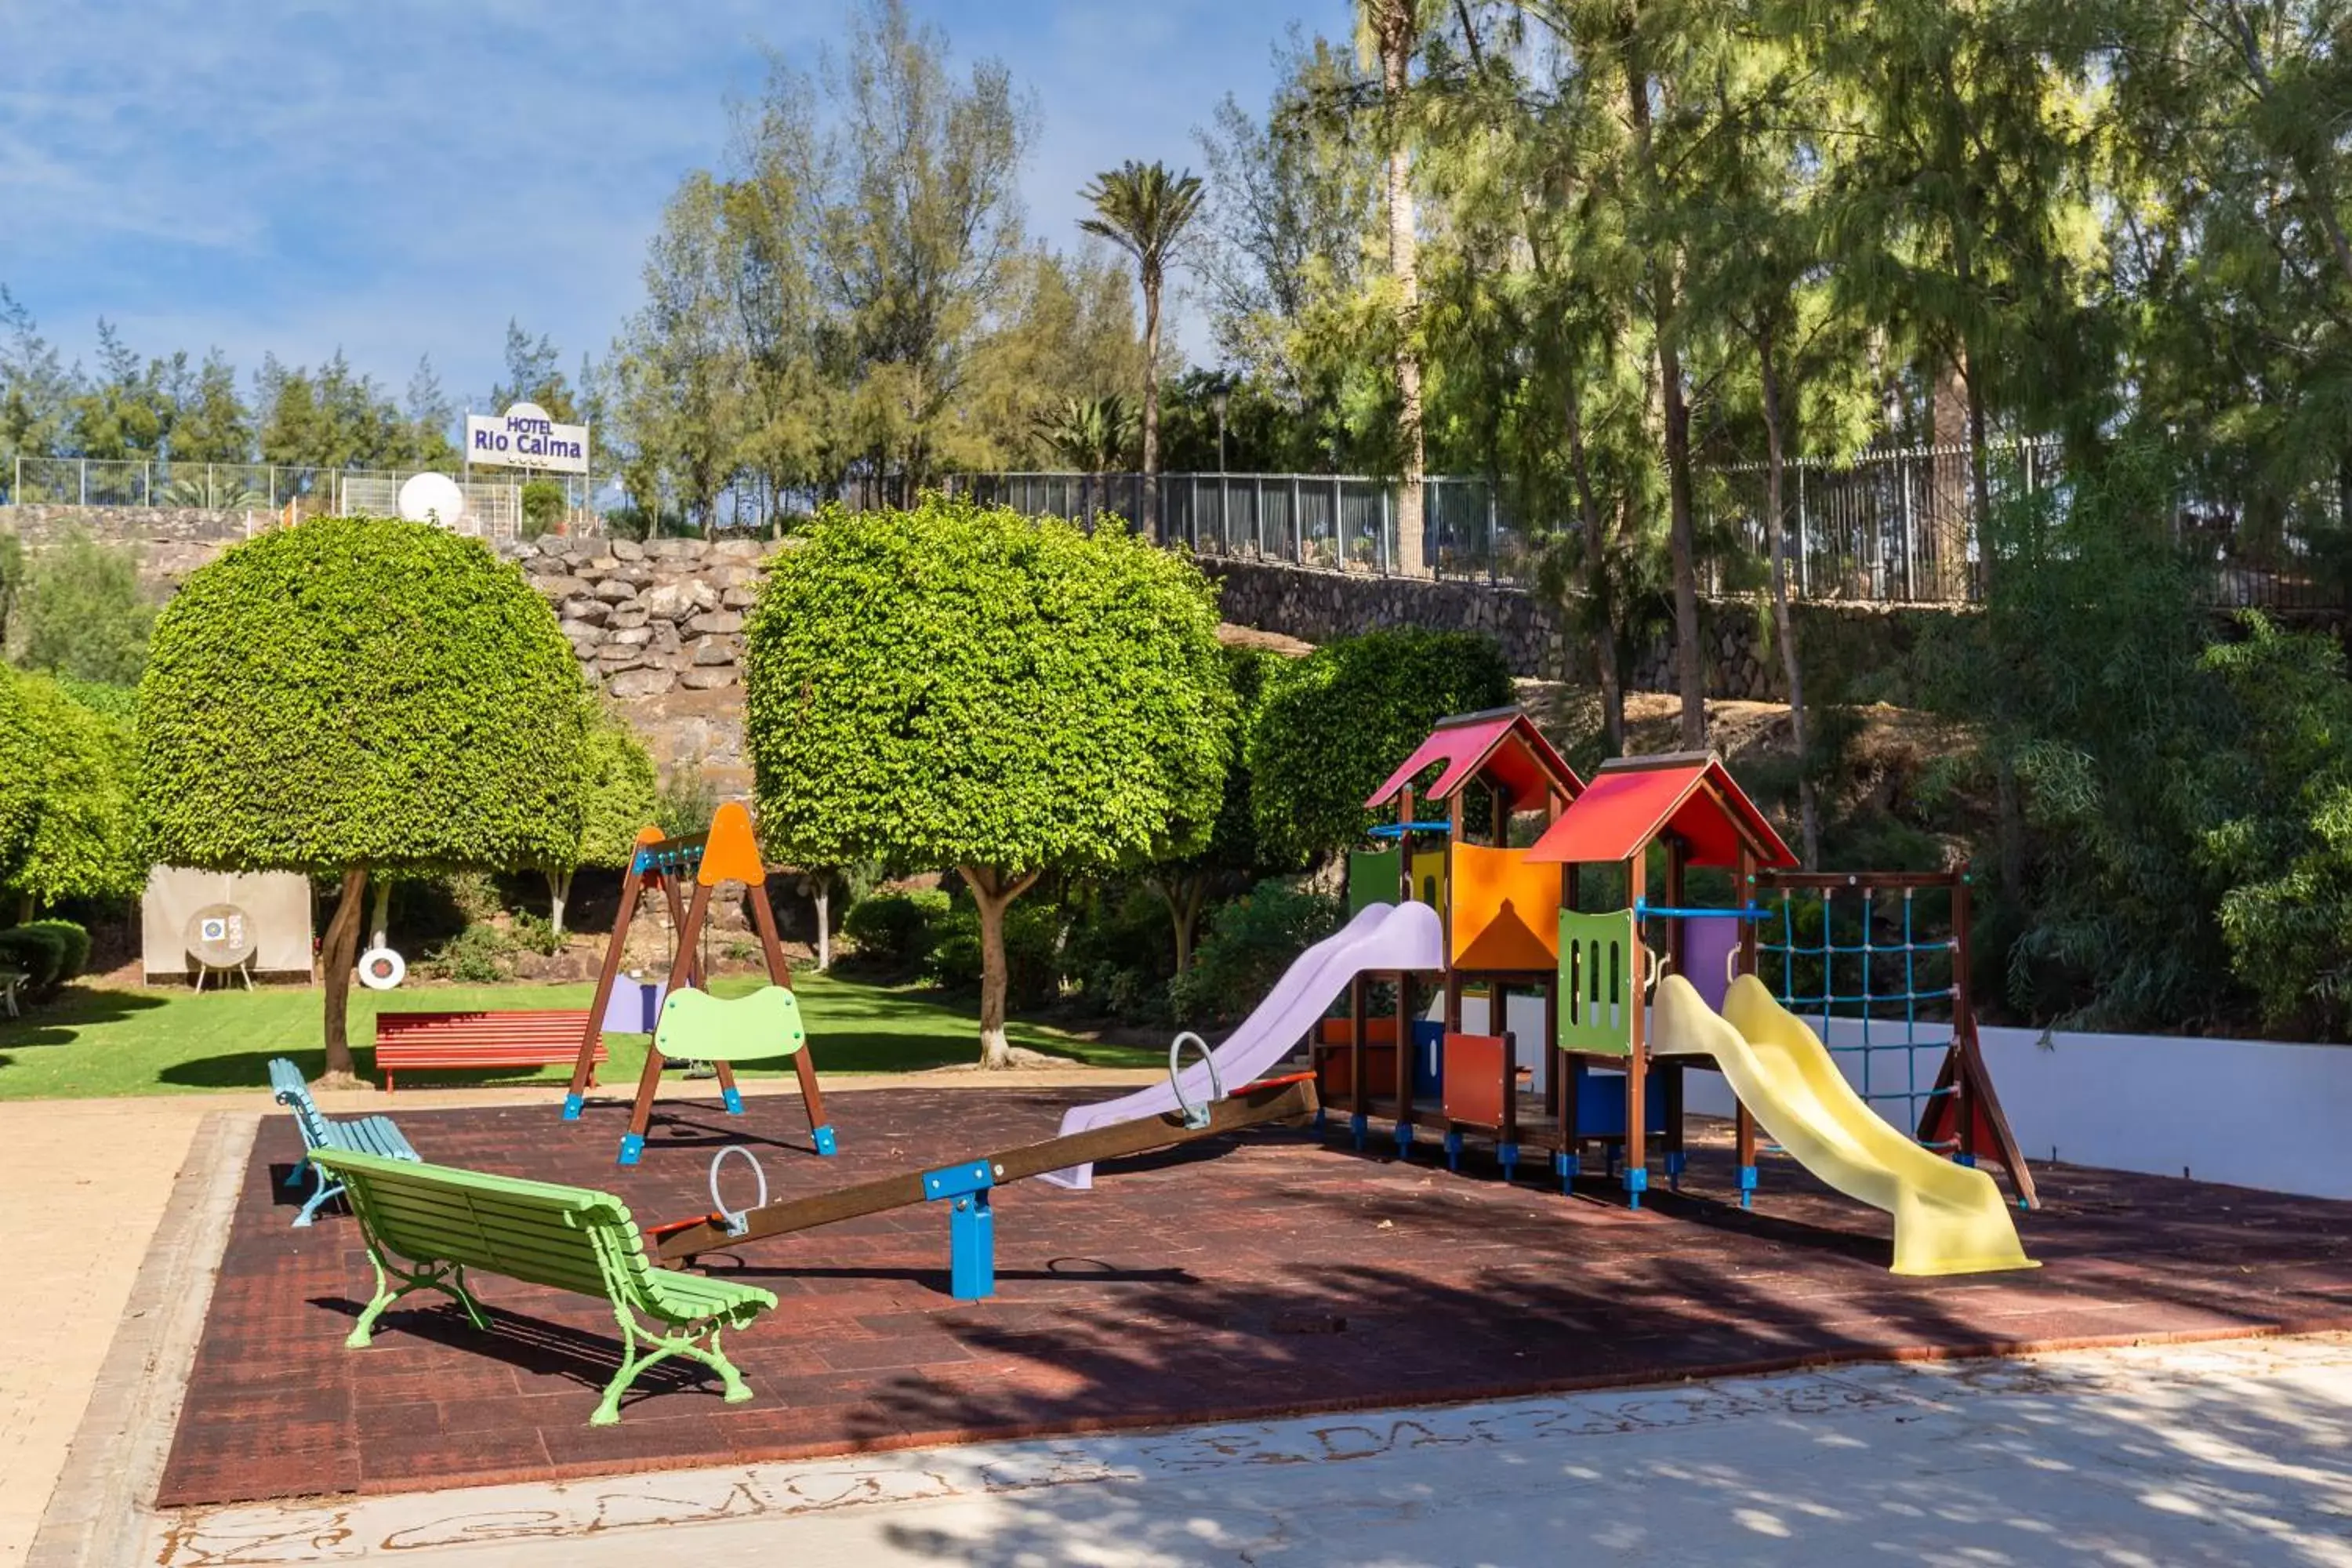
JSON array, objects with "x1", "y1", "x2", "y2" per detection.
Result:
[{"x1": 0, "y1": 972, "x2": 1156, "y2": 1100}]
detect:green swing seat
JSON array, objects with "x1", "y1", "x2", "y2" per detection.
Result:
[{"x1": 652, "y1": 985, "x2": 808, "y2": 1063}]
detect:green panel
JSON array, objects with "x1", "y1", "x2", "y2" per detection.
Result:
[
  {"x1": 654, "y1": 985, "x2": 808, "y2": 1063},
  {"x1": 1558, "y1": 909, "x2": 1639, "y2": 1057},
  {"x1": 1347, "y1": 848, "x2": 1404, "y2": 916}
]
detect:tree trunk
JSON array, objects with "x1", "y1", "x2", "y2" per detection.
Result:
[
  {"x1": 320, "y1": 866, "x2": 368, "y2": 1085},
  {"x1": 544, "y1": 868, "x2": 572, "y2": 938},
  {"x1": 962, "y1": 865, "x2": 1040, "y2": 1069},
  {"x1": 1142, "y1": 264, "x2": 1163, "y2": 541},
  {"x1": 370, "y1": 876, "x2": 392, "y2": 948},
  {"x1": 15, "y1": 892, "x2": 31, "y2": 925},
  {"x1": 1152, "y1": 874, "x2": 1208, "y2": 974},
  {"x1": 1758, "y1": 324, "x2": 1818, "y2": 867},
  {"x1": 1563, "y1": 372, "x2": 1624, "y2": 754},
  {"x1": 1621, "y1": 24, "x2": 1704, "y2": 749},
  {"x1": 1381, "y1": 11, "x2": 1428, "y2": 579},
  {"x1": 813, "y1": 877, "x2": 832, "y2": 971}
]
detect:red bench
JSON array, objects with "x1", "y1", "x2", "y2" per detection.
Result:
[{"x1": 372, "y1": 1011, "x2": 602, "y2": 1092}]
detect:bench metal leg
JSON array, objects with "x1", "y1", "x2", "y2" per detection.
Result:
[
  {"x1": 294, "y1": 1174, "x2": 344, "y2": 1227},
  {"x1": 592, "y1": 1308, "x2": 755, "y2": 1427},
  {"x1": 347, "y1": 1254, "x2": 488, "y2": 1346}
]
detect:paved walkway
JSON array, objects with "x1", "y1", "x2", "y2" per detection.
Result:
[
  {"x1": 1, "y1": 1069, "x2": 1155, "y2": 1568},
  {"x1": 143, "y1": 1335, "x2": 2352, "y2": 1566},
  {"x1": 0, "y1": 1098, "x2": 213, "y2": 1568}
]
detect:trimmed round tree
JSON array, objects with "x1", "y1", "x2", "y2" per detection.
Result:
[
  {"x1": 0, "y1": 667, "x2": 46, "y2": 886},
  {"x1": 140, "y1": 517, "x2": 590, "y2": 1080},
  {"x1": 746, "y1": 496, "x2": 1232, "y2": 1066},
  {"x1": 1246, "y1": 628, "x2": 1517, "y2": 868},
  {"x1": 7, "y1": 675, "x2": 143, "y2": 917}
]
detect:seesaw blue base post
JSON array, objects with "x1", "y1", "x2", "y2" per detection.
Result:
[{"x1": 923, "y1": 1159, "x2": 998, "y2": 1301}]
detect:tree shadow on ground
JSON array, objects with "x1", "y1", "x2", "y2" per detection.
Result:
[{"x1": 0, "y1": 984, "x2": 171, "y2": 1047}]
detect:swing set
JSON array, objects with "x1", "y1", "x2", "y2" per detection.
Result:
[{"x1": 561, "y1": 803, "x2": 837, "y2": 1168}]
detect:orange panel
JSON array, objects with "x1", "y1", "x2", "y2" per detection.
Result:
[
  {"x1": 1441, "y1": 1032, "x2": 1508, "y2": 1127},
  {"x1": 696, "y1": 801, "x2": 768, "y2": 887},
  {"x1": 1316, "y1": 1017, "x2": 1399, "y2": 1046},
  {"x1": 1449, "y1": 844, "x2": 1561, "y2": 971}
]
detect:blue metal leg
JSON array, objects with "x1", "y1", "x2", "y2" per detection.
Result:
[
  {"x1": 1624, "y1": 1165, "x2": 1649, "y2": 1210},
  {"x1": 1665, "y1": 1151, "x2": 1687, "y2": 1192},
  {"x1": 617, "y1": 1134, "x2": 645, "y2": 1167},
  {"x1": 1555, "y1": 1151, "x2": 1580, "y2": 1194},
  {"x1": 1395, "y1": 1122, "x2": 1414, "y2": 1160},
  {"x1": 721, "y1": 1086, "x2": 744, "y2": 1116},
  {"x1": 1737, "y1": 1164, "x2": 1758, "y2": 1210},
  {"x1": 283, "y1": 1156, "x2": 309, "y2": 1189},
  {"x1": 293, "y1": 1174, "x2": 342, "y2": 1228},
  {"x1": 1443, "y1": 1130, "x2": 1465, "y2": 1172},
  {"x1": 1606, "y1": 1145, "x2": 1621, "y2": 1181},
  {"x1": 561, "y1": 1093, "x2": 584, "y2": 1121},
  {"x1": 1350, "y1": 1113, "x2": 1368, "y2": 1152},
  {"x1": 812, "y1": 1123, "x2": 838, "y2": 1157},
  {"x1": 1497, "y1": 1142, "x2": 1520, "y2": 1185},
  {"x1": 1313, "y1": 1107, "x2": 1327, "y2": 1134},
  {"x1": 946, "y1": 1192, "x2": 995, "y2": 1301},
  {"x1": 1955, "y1": 1151, "x2": 1976, "y2": 1167}
]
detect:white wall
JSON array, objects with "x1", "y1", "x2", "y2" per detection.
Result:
[{"x1": 1680, "y1": 1012, "x2": 2352, "y2": 1203}]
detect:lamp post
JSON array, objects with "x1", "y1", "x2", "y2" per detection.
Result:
[{"x1": 1212, "y1": 380, "x2": 1232, "y2": 474}]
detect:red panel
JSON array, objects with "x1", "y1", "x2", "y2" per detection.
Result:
[
  {"x1": 1523, "y1": 757, "x2": 1797, "y2": 869},
  {"x1": 1364, "y1": 711, "x2": 1584, "y2": 810},
  {"x1": 1442, "y1": 1032, "x2": 1508, "y2": 1127}
]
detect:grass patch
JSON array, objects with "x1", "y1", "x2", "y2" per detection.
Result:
[{"x1": 0, "y1": 971, "x2": 1156, "y2": 1100}]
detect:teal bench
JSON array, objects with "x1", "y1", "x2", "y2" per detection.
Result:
[
  {"x1": 305, "y1": 1148, "x2": 779, "y2": 1425},
  {"x1": 269, "y1": 1057, "x2": 419, "y2": 1227}
]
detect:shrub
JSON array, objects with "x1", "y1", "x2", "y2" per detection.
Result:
[
  {"x1": 1246, "y1": 629, "x2": 1515, "y2": 869},
  {"x1": 655, "y1": 768, "x2": 721, "y2": 840},
  {"x1": 19, "y1": 528, "x2": 154, "y2": 686},
  {"x1": 841, "y1": 888, "x2": 951, "y2": 967},
  {"x1": 425, "y1": 923, "x2": 514, "y2": 984},
  {"x1": 521, "y1": 479, "x2": 567, "y2": 539},
  {"x1": 1167, "y1": 880, "x2": 1341, "y2": 1026},
  {"x1": 1065, "y1": 884, "x2": 1181, "y2": 1022},
  {"x1": 0, "y1": 917, "x2": 88, "y2": 997},
  {"x1": 924, "y1": 902, "x2": 1063, "y2": 1011}
]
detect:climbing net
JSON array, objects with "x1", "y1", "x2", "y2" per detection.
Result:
[{"x1": 1752, "y1": 869, "x2": 1972, "y2": 1142}]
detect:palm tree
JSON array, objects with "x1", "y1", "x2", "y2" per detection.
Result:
[
  {"x1": 1360, "y1": 0, "x2": 1428, "y2": 578},
  {"x1": 1077, "y1": 161, "x2": 1207, "y2": 543}
]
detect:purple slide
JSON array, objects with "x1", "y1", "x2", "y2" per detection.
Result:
[{"x1": 1038, "y1": 900, "x2": 1445, "y2": 1190}]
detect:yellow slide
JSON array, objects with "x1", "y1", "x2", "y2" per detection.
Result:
[{"x1": 1651, "y1": 973, "x2": 2034, "y2": 1277}]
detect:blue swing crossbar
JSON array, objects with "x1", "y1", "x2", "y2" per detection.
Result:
[
  {"x1": 1368, "y1": 821, "x2": 1452, "y2": 839},
  {"x1": 1634, "y1": 902, "x2": 1771, "y2": 923}
]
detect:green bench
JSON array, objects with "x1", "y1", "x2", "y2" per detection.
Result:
[{"x1": 305, "y1": 1149, "x2": 778, "y2": 1425}]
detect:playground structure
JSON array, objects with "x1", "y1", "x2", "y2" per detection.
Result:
[
  {"x1": 1330, "y1": 706, "x2": 2036, "y2": 1272},
  {"x1": 562, "y1": 803, "x2": 835, "y2": 1168}
]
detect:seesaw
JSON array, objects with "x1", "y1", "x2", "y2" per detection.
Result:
[{"x1": 650, "y1": 1047, "x2": 1319, "y2": 1301}]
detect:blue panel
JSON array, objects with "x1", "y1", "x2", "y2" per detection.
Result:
[
  {"x1": 1570, "y1": 1063, "x2": 1671, "y2": 1138},
  {"x1": 1411, "y1": 1021, "x2": 1446, "y2": 1099},
  {"x1": 561, "y1": 1093, "x2": 583, "y2": 1122},
  {"x1": 1443, "y1": 1129, "x2": 1465, "y2": 1172},
  {"x1": 617, "y1": 1134, "x2": 645, "y2": 1167},
  {"x1": 721, "y1": 1086, "x2": 744, "y2": 1116},
  {"x1": 812, "y1": 1124, "x2": 838, "y2": 1157}
]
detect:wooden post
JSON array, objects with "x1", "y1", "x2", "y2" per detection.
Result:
[
  {"x1": 1396, "y1": 786, "x2": 1417, "y2": 1146},
  {"x1": 1624, "y1": 851, "x2": 1648, "y2": 1205},
  {"x1": 659, "y1": 869, "x2": 739, "y2": 1106},
  {"x1": 565, "y1": 848, "x2": 648, "y2": 1114},
  {"x1": 1661, "y1": 837, "x2": 1688, "y2": 1189},
  {"x1": 746, "y1": 868, "x2": 834, "y2": 1152},
  {"x1": 1734, "y1": 848, "x2": 1760, "y2": 1204}
]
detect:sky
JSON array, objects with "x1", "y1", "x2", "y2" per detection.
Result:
[{"x1": 0, "y1": 0, "x2": 1327, "y2": 413}]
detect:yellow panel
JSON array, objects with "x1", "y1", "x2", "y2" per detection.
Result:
[
  {"x1": 1409, "y1": 849, "x2": 1448, "y2": 912},
  {"x1": 1448, "y1": 843, "x2": 1561, "y2": 971}
]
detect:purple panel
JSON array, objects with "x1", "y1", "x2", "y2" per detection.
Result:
[
  {"x1": 601, "y1": 980, "x2": 666, "y2": 1035},
  {"x1": 1681, "y1": 916, "x2": 1740, "y2": 1012}
]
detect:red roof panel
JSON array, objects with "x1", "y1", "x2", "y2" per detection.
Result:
[
  {"x1": 1364, "y1": 709, "x2": 1584, "y2": 811},
  {"x1": 1523, "y1": 753, "x2": 1796, "y2": 869}
]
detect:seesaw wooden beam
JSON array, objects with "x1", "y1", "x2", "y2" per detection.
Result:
[{"x1": 653, "y1": 1076, "x2": 1320, "y2": 1262}]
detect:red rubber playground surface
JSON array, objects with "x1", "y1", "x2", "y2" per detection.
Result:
[{"x1": 159, "y1": 1087, "x2": 2352, "y2": 1504}]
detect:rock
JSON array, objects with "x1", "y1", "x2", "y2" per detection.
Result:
[
  {"x1": 608, "y1": 667, "x2": 677, "y2": 699},
  {"x1": 513, "y1": 949, "x2": 590, "y2": 982},
  {"x1": 680, "y1": 666, "x2": 737, "y2": 690},
  {"x1": 640, "y1": 583, "x2": 695, "y2": 621},
  {"x1": 586, "y1": 554, "x2": 621, "y2": 573},
  {"x1": 690, "y1": 636, "x2": 735, "y2": 666},
  {"x1": 561, "y1": 596, "x2": 608, "y2": 626},
  {"x1": 721, "y1": 586, "x2": 758, "y2": 608},
  {"x1": 688, "y1": 610, "x2": 744, "y2": 635},
  {"x1": 688, "y1": 579, "x2": 722, "y2": 612},
  {"x1": 616, "y1": 564, "x2": 655, "y2": 587},
  {"x1": 592, "y1": 578, "x2": 637, "y2": 604},
  {"x1": 650, "y1": 619, "x2": 683, "y2": 655},
  {"x1": 535, "y1": 574, "x2": 591, "y2": 600},
  {"x1": 608, "y1": 604, "x2": 650, "y2": 630},
  {"x1": 610, "y1": 538, "x2": 646, "y2": 562},
  {"x1": 608, "y1": 625, "x2": 653, "y2": 648}
]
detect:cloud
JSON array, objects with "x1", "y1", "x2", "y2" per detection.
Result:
[{"x1": 0, "y1": 0, "x2": 1308, "y2": 401}]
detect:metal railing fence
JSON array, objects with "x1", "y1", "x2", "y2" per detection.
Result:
[{"x1": 2, "y1": 456, "x2": 537, "y2": 540}]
